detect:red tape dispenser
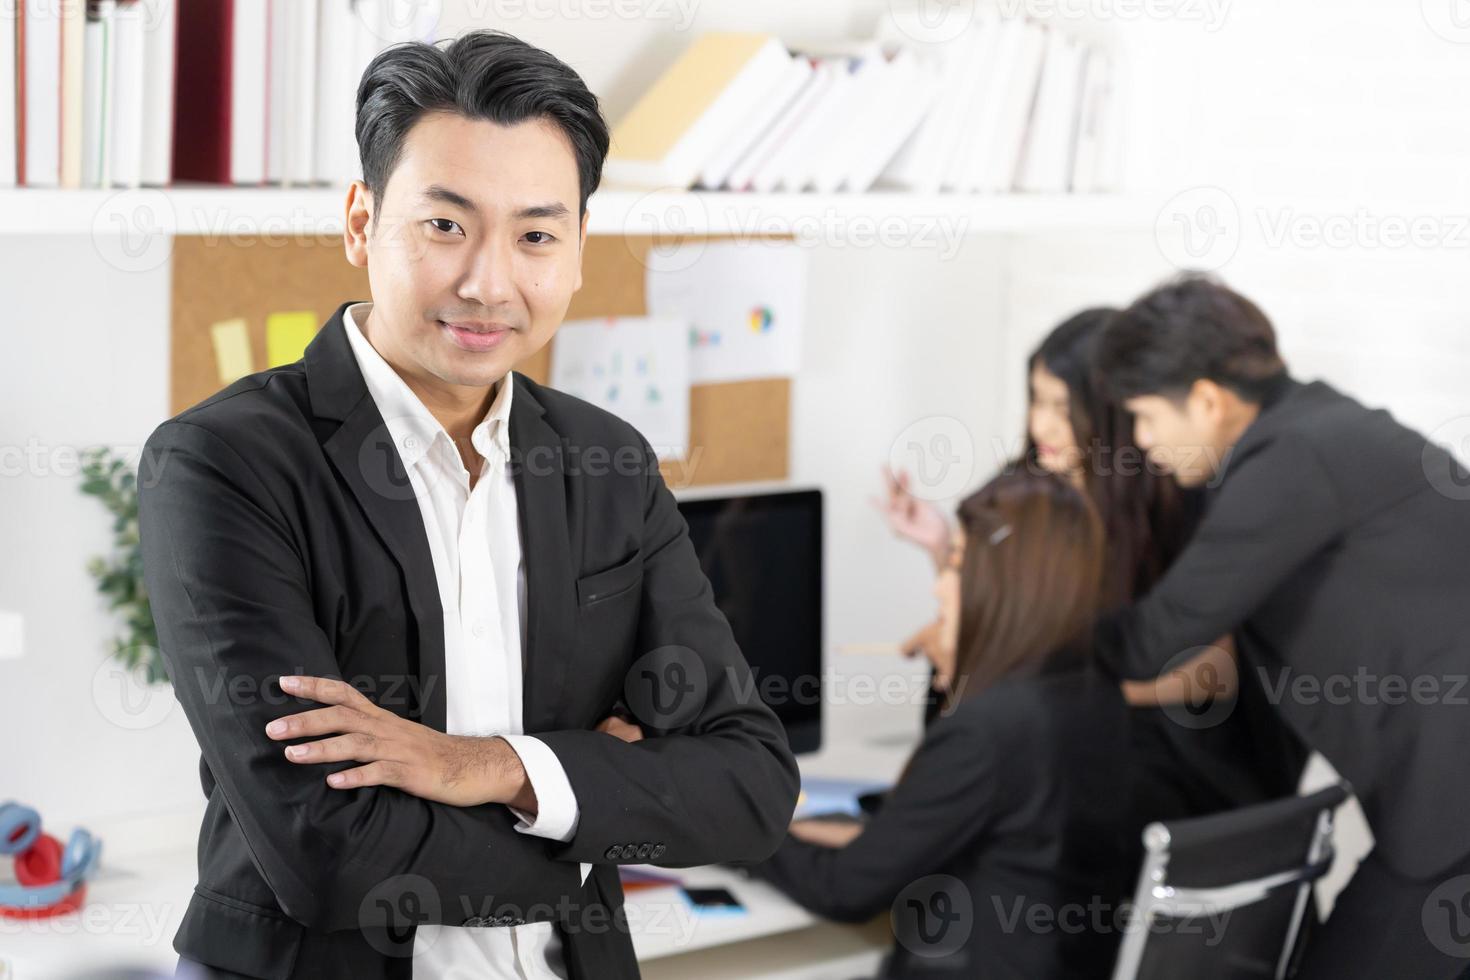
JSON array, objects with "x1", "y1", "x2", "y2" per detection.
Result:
[{"x1": 0, "y1": 801, "x2": 102, "y2": 919}]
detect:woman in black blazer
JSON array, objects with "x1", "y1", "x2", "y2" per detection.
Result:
[{"x1": 751, "y1": 468, "x2": 1140, "y2": 979}]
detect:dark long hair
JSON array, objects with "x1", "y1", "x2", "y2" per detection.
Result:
[
  {"x1": 1021, "y1": 308, "x2": 1195, "y2": 607},
  {"x1": 947, "y1": 468, "x2": 1106, "y2": 707}
]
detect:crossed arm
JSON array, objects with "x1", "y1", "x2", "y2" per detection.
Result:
[{"x1": 139, "y1": 419, "x2": 797, "y2": 932}]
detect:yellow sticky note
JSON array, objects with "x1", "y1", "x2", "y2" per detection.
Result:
[
  {"x1": 265, "y1": 311, "x2": 319, "y2": 367},
  {"x1": 209, "y1": 318, "x2": 254, "y2": 384}
]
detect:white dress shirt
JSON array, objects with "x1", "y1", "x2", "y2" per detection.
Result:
[{"x1": 343, "y1": 302, "x2": 590, "y2": 979}]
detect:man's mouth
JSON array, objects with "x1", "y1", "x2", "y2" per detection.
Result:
[{"x1": 439, "y1": 320, "x2": 513, "y2": 352}]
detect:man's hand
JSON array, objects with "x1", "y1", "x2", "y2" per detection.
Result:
[
  {"x1": 595, "y1": 714, "x2": 645, "y2": 743},
  {"x1": 265, "y1": 675, "x2": 534, "y2": 811},
  {"x1": 788, "y1": 819, "x2": 864, "y2": 849}
]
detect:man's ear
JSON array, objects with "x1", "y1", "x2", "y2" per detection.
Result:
[
  {"x1": 344, "y1": 181, "x2": 373, "y2": 269},
  {"x1": 1188, "y1": 378, "x2": 1229, "y2": 426}
]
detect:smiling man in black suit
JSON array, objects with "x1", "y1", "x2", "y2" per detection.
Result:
[{"x1": 141, "y1": 30, "x2": 797, "y2": 980}]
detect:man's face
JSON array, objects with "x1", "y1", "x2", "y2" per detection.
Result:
[
  {"x1": 347, "y1": 110, "x2": 589, "y2": 390},
  {"x1": 1125, "y1": 385, "x2": 1228, "y2": 487}
]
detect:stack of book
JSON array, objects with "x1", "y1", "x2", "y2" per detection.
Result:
[
  {"x1": 1, "y1": 0, "x2": 435, "y2": 189},
  {"x1": 604, "y1": 11, "x2": 1123, "y2": 195}
]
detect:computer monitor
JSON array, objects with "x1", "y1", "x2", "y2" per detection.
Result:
[{"x1": 676, "y1": 488, "x2": 823, "y2": 754}]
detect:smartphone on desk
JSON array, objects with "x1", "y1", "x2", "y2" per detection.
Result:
[{"x1": 680, "y1": 886, "x2": 746, "y2": 915}]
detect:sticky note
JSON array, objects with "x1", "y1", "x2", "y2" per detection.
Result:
[
  {"x1": 265, "y1": 311, "x2": 318, "y2": 367},
  {"x1": 209, "y1": 318, "x2": 254, "y2": 384}
]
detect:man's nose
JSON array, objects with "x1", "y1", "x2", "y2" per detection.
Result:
[{"x1": 459, "y1": 236, "x2": 517, "y2": 308}]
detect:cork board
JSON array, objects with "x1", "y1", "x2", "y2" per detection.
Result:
[{"x1": 169, "y1": 233, "x2": 792, "y2": 488}]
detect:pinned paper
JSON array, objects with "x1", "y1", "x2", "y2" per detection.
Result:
[
  {"x1": 209, "y1": 318, "x2": 254, "y2": 384},
  {"x1": 646, "y1": 241, "x2": 808, "y2": 384},
  {"x1": 551, "y1": 316, "x2": 690, "y2": 459},
  {"x1": 265, "y1": 311, "x2": 318, "y2": 367}
]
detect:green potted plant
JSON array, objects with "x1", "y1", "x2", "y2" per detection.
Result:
[{"x1": 79, "y1": 447, "x2": 167, "y2": 685}]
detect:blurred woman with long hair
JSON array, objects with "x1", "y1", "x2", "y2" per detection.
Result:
[{"x1": 755, "y1": 468, "x2": 1140, "y2": 978}]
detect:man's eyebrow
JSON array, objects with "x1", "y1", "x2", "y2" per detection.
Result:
[
  {"x1": 514, "y1": 201, "x2": 573, "y2": 223},
  {"x1": 419, "y1": 184, "x2": 479, "y2": 213},
  {"x1": 417, "y1": 185, "x2": 573, "y2": 224}
]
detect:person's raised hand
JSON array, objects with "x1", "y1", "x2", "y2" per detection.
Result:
[{"x1": 870, "y1": 467, "x2": 950, "y2": 567}]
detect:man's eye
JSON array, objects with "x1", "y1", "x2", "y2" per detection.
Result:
[
  {"x1": 427, "y1": 218, "x2": 462, "y2": 235},
  {"x1": 523, "y1": 231, "x2": 556, "y2": 245}
]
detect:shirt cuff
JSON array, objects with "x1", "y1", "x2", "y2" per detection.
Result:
[
  {"x1": 501, "y1": 734, "x2": 580, "y2": 841},
  {"x1": 500, "y1": 735, "x2": 591, "y2": 885}
]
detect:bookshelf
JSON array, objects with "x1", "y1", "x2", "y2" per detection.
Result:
[{"x1": 0, "y1": 186, "x2": 1148, "y2": 237}]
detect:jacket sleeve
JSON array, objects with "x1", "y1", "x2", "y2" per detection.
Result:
[
  {"x1": 533, "y1": 439, "x2": 801, "y2": 868},
  {"x1": 750, "y1": 707, "x2": 998, "y2": 923},
  {"x1": 1097, "y1": 432, "x2": 1345, "y2": 681},
  {"x1": 139, "y1": 419, "x2": 583, "y2": 932}
]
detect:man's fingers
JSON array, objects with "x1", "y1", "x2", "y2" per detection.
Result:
[
  {"x1": 282, "y1": 731, "x2": 382, "y2": 765},
  {"x1": 326, "y1": 760, "x2": 403, "y2": 790},
  {"x1": 278, "y1": 674, "x2": 375, "y2": 711},
  {"x1": 266, "y1": 704, "x2": 367, "y2": 740}
]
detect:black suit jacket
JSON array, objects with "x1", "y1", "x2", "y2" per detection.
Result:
[
  {"x1": 138, "y1": 301, "x2": 799, "y2": 979},
  {"x1": 1098, "y1": 375, "x2": 1470, "y2": 879},
  {"x1": 752, "y1": 667, "x2": 1139, "y2": 979}
]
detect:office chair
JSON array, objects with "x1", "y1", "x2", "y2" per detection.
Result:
[{"x1": 1111, "y1": 782, "x2": 1349, "y2": 980}]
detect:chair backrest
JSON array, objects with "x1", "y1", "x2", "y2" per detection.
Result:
[{"x1": 1110, "y1": 782, "x2": 1349, "y2": 980}]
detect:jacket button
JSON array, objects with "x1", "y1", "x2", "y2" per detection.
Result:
[
  {"x1": 651, "y1": 843, "x2": 666, "y2": 859},
  {"x1": 605, "y1": 844, "x2": 623, "y2": 861},
  {"x1": 621, "y1": 844, "x2": 639, "y2": 860},
  {"x1": 636, "y1": 843, "x2": 653, "y2": 860}
]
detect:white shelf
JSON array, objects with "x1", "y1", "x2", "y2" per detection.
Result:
[{"x1": 0, "y1": 184, "x2": 1147, "y2": 238}]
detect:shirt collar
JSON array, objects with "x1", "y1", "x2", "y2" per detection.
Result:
[{"x1": 341, "y1": 302, "x2": 514, "y2": 472}]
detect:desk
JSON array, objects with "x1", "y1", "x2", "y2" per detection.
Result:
[{"x1": 0, "y1": 673, "x2": 928, "y2": 979}]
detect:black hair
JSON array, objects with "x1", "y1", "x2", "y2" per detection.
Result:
[
  {"x1": 1096, "y1": 273, "x2": 1287, "y2": 404},
  {"x1": 1022, "y1": 307, "x2": 1196, "y2": 607},
  {"x1": 355, "y1": 30, "x2": 609, "y2": 223}
]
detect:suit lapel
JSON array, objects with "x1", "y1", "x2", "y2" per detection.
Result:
[
  {"x1": 307, "y1": 304, "x2": 449, "y2": 732},
  {"x1": 510, "y1": 376, "x2": 577, "y2": 733}
]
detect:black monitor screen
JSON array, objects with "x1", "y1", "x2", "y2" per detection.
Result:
[{"x1": 677, "y1": 489, "x2": 823, "y2": 754}]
